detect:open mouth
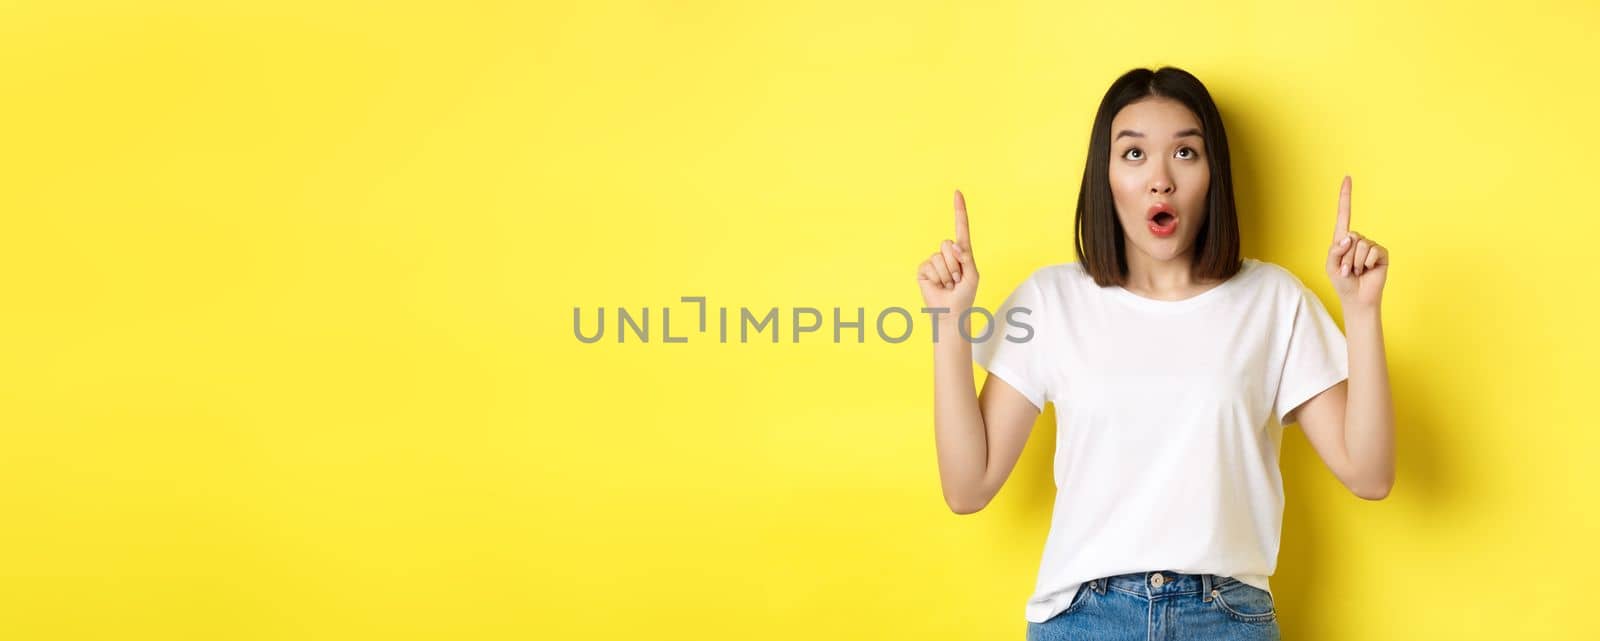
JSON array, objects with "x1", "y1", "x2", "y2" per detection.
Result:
[{"x1": 1146, "y1": 204, "x2": 1179, "y2": 236}]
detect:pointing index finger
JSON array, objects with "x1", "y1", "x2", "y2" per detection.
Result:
[
  {"x1": 954, "y1": 189, "x2": 971, "y2": 250},
  {"x1": 1334, "y1": 175, "x2": 1352, "y2": 239}
]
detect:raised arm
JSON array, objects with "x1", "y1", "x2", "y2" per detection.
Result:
[
  {"x1": 1294, "y1": 175, "x2": 1396, "y2": 500},
  {"x1": 917, "y1": 190, "x2": 1043, "y2": 514}
]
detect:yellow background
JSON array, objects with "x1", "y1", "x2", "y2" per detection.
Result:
[{"x1": 2, "y1": 1, "x2": 1595, "y2": 639}]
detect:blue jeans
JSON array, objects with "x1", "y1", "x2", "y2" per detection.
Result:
[{"x1": 1025, "y1": 571, "x2": 1281, "y2": 641}]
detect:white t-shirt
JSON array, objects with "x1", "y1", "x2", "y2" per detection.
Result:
[{"x1": 970, "y1": 257, "x2": 1348, "y2": 624}]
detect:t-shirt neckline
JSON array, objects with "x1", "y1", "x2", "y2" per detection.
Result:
[{"x1": 1107, "y1": 258, "x2": 1256, "y2": 312}]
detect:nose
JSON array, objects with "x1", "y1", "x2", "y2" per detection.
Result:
[{"x1": 1149, "y1": 174, "x2": 1174, "y2": 195}]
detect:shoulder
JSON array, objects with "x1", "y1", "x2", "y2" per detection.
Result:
[
  {"x1": 1240, "y1": 258, "x2": 1335, "y2": 314},
  {"x1": 1025, "y1": 261, "x2": 1094, "y2": 290},
  {"x1": 1242, "y1": 258, "x2": 1314, "y2": 295},
  {"x1": 988, "y1": 262, "x2": 1089, "y2": 313}
]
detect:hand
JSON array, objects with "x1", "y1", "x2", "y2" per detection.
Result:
[
  {"x1": 1325, "y1": 175, "x2": 1388, "y2": 309},
  {"x1": 917, "y1": 190, "x2": 980, "y2": 315}
]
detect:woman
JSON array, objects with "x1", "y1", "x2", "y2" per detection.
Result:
[{"x1": 917, "y1": 66, "x2": 1395, "y2": 640}]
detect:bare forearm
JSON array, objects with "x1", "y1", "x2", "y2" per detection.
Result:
[
  {"x1": 933, "y1": 315, "x2": 988, "y2": 511},
  {"x1": 1342, "y1": 303, "x2": 1395, "y2": 495}
]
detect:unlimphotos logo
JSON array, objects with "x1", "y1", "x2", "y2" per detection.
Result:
[{"x1": 573, "y1": 296, "x2": 1033, "y2": 344}]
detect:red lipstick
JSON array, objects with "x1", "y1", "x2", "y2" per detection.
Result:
[{"x1": 1147, "y1": 203, "x2": 1178, "y2": 238}]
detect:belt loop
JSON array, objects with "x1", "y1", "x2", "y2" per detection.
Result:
[
  {"x1": 1202, "y1": 574, "x2": 1213, "y2": 602},
  {"x1": 1094, "y1": 577, "x2": 1105, "y2": 594}
]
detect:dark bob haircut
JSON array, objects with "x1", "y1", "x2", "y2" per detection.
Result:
[{"x1": 1073, "y1": 66, "x2": 1241, "y2": 287}]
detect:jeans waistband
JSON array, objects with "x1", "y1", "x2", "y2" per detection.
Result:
[{"x1": 1088, "y1": 571, "x2": 1235, "y2": 602}]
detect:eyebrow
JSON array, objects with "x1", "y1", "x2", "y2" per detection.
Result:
[{"x1": 1114, "y1": 127, "x2": 1204, "y2": 141}]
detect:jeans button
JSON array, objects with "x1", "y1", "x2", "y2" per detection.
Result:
[{"x1": 1150, "y1": 573, "x2": 1165, "y2": 587}]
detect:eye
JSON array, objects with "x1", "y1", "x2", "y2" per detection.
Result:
[
  {"x1": 1122, "y1": 147, "x2": 1143, "y2": 160},
  {"x1": 1176, "y1": 146, "x2": 1199, "y2": 160}
]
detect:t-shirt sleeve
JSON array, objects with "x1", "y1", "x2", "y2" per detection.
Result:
[
  {"x1": 971, "y1": 272, "x2": 1048, "y2": 412},
  {"x1": 1274, "y1": 282, "x2": 1349, "y2": 426}
]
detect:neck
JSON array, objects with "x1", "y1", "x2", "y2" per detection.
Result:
[{"x1": 1122, "y1": 244, "x2": 1209, "y2": 300}]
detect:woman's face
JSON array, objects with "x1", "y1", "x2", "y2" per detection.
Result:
[{"x1": 1108, "y1": 96, "x2": 1210, "y2": 264}]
